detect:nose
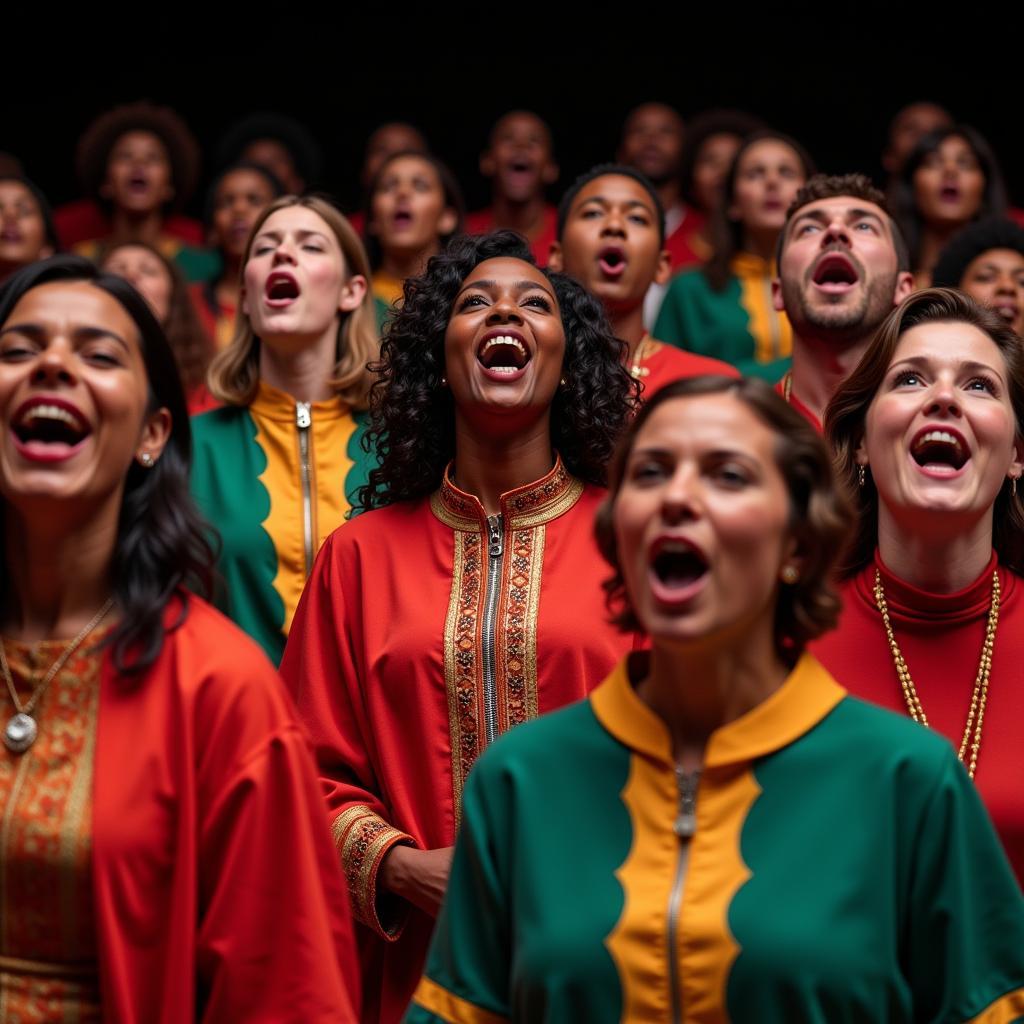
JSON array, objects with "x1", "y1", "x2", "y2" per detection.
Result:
[
  {"x1": 601, "y1": 208, "x2": 627, "y2": 237},
  {"x1": 272, "y1": 239, "x2": 297, "y2": 265},
  {"x1": 822, "y1": 216, "x2": 851, "y2": 247},
  {"x1": 661, "y1": 465, "x2": 701, "y2": 524},
  {"x1": 486, "y1": 294, "x2": 524, "y2": 325},
  {"x1": 31, "y1": 342, "x2": 77, "y2": 387},
  {"x1": 924, "y1": 376, "x2": 963, "y2": 418},
  {"x1": 994, "y1": 272, "x2": 1018, "y2": 296}
]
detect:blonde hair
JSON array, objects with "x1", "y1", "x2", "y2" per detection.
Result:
[{"x1": 208, "y1": 194, "x2": 379, "y2": 410}]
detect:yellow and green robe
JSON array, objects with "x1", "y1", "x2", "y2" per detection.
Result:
[
  {"x1": 654, "y1": 253, "x2": 792, "y2": 382},
  {"x1": 408, "y1": 653, "x2": 1024, "y2": 1024},
  {"x1": 190, "y1": 380, "x2": 375, "y2": 664}
]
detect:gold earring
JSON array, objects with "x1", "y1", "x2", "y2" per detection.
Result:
[
  {"x1": 858, "y1": 465, "x2": 866, "y2": 487},
  {"x1": 780, "y1": 565, "x2": 799, "y2": 585}
]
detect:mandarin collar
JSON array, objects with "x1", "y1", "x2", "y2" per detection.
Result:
[
  {"x1": 249, "y1": 379, "x2": 350, "y2": 422},
  {"x1": 430, "y1": 454, "x2": 584, "y2": 531},
  {"x1": 851, "y1": 549, "x2": 1007, "y2": 626},
  {"x1": 591, "y1": 652, "x2": 845, "y2": 770}
]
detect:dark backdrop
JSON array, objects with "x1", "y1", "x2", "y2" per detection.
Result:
[{"x1": 3, "y1": 15, "x2": 1017, "y2": 218}]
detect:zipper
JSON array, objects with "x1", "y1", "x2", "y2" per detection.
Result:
[
  {"x1": 667, "y1": 765, "x2": 700, "y2": 1024},
  {"x1": 480, "y1": 513, "x2": 504, "y2": 746},
  {"x1": 296, "y1": 401, "x2": 314, "y2": 575}
]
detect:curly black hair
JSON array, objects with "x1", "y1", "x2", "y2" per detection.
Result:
[
  {"x1": 932, "y1": 217, "x2": 1024, "y2": 288},
  {"x1": 357, "y1": 230, "x2": 638, "y2": 510}
]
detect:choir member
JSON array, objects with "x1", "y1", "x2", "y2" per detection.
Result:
[{"x1": 0, "y1": 177, "x2": 57, "y2": 281}]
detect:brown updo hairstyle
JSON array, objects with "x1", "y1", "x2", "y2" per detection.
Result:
[
  {"x1": 825, "y1": 287, "x2": 1024, "y2": 578},
  {"x1": 595, "y1": 375, "x2": 853, "y2": 662},
  {"x1": 207, "y1": 194, "x2": 379, "y2": 410}
]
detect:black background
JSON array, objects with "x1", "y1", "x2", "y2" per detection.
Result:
[{"x1": 3, "y1": 12, "x2": 1017, "y2": 217}]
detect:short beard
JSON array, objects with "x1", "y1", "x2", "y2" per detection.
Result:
[{"x1": 783, "y1": 272, "x2": 899, "y2": 350}]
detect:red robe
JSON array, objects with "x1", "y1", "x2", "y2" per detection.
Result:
[
  {"x1": 635, "y1": 336, "x2": 739, "y2": 399},
  {"x1": 811, "y1": 553, "x2": 1024, "y2": 886},
  {"x1": 464, "y1": 204, "x2": 558, "y2": 266},
  {"x1": 774, "y1": 374, "x2": 822, "y2": 431},
  {"x1": 279, "y1": 458, "x2": 634, "y2": 1023},
  {"x1": 53, "y1": 199, "x2": 205, "y2": 249},
  {"x1": 93, "y1": 594, "x2": 359, "y2": 1021},
  {"x1": 663, "y1": 205, "x2": 709, "y2": 271}
]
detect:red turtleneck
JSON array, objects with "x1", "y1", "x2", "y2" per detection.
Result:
[{"x1": 811, "y1": 551, "x2": 1024, "y2": 886}]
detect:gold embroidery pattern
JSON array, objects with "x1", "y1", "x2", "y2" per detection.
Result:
[
  {"x1": 499, "y1": 527, "x2": 544, "y2": 731},
  {"x1": 444, "y1": 531, "x2": 484, "y2": 816},
  {"x1": 0, "y1": 639, "x2": 104, "y2": 1021},
  {"x1": 333, "y1": 805, "x2": 412, "y2": 936}
]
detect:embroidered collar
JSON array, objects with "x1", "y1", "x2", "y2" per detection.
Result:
[
  {"x1": 591, "y1": 651, "x2": 846, "y2": 770},
  {"x1": 430, "y1": 454, "x2": 584, "y2": 531}
]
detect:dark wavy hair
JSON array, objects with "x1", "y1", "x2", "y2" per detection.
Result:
[
  {"x1": 0, "y1": 256, "x2": 216, "y2": 674},
  {"x1": 825, "y1": 287, "x2": 1024, "y2": 577},
  {"x1": 890, "y1": 125, "x2": 1008, "y2": 273},
  {"x1": 358, "y1": 230, "x2": 637, "y2": 510},
  {"x1": 596, "y1": 376, "x2": 853, "y2": 663}
]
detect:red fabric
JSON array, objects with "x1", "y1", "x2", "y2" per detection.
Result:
[
  {"x1": 1009, "y1": 207, "x2": 1024, "y2": 229},
  {"x1": 663, "y1": 207, "x2": 709, "y2": 271},
  {"x1": 279, "y1": 478, "x2": 633, "y2": 1023},
  {"x1": 464, "y1": 204, "x2": 558, "y2": 266},
  {"x1": 639, "y1": 338, "x2": 739, "y2": 399},
  {"x1": 348, "y1": 209, "x2": 366, "y2": 236},
  {"x1": 92, "y1": 594, "x2": 359, "y2": 1022},
  {"x1": 811, "y1": 553, "x2": 1024, "y2": 886},
  {"x1": 53, "y1": 198, "x2": 204, "y2": 250},
  {"x1": 774, "y1": 377, "x2": 822, "y2": 432}
]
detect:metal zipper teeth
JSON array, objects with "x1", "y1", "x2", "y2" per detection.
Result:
[
  {"x1": 296, "y1": 402, "x2": 314, "y2": 575},
  {"x1": 480, "y1": 514, "x2": 504, "y2": 746},
  {"x1": 668, "y1": 767, "x2": 700, "y2": 1024}
]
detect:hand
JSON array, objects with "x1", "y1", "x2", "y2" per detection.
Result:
[{"x1": 379, "y1": 845, "x2": 454, "y2": 918}]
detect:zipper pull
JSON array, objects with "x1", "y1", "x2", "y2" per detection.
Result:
[
  {"x1": 295, "y1": 402, "x2": 311, "y2": 429},
  {"x1": 487, "y1": 515, "x2": 503, "y2": 558},
  {"x1": 674, "y1": 765, "x2": 700, "y2": 838}
]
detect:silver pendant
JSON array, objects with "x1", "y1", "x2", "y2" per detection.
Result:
[{"x1": 4, "y1": 712, "x2": 37, "y2": 753}]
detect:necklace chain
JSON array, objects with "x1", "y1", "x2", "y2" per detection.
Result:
[
  {"x1": 630, "y1": 334, "x2": 653, "y2": 379},
  {"x1": 0, "y1": 599, "x2": 114, "y2": 718},
  {"x1": 873, "y1": 569, "x2": 998, "y2": 780}
]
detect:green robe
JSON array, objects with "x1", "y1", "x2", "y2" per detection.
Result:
[{"x1": 408, "y1": 653, "x2": 1024, "y2": 1023}]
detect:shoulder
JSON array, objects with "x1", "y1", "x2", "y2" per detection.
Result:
[
  {"x1": 664, "y1": 267, "x2": 712, "y2": 297},
  {"x1": 647, "y1": 340, "x2": 739, "y2": 379},
  {"x1": 190, "y1": 404, "x2": 249, "y2": 445}
]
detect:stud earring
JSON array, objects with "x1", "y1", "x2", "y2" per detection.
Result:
[
  {"x1": 858, "y1": 464, "x2": 866, "y2": 487},
  {"x1": 138, "y1": 452, "x2": 155, "y2": 468},
  {"x1": 440, "y1": 376, "x2": 448, "y2": 387},
  {"x1": 559, "y1": 377, "x2": 567, "y2": 388},
  {"x1": 780, "y1": 565, "x2": 800, "y2": 585}
]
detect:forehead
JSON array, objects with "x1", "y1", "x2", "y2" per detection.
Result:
[
  {"x1": 738, "y1": 138, "x2": 800, "y2": 168},
  {"x1": 0, "y1": 180, "x2": 35, "y2": 205},
  {"x1": 572, "y1": 174, "x2": 654, "y2": 211},
  {"x1": 967, "y1": 247, "x2": 1024, "y2": 271},
  {"x1": 934, "y1": 134, "x2": 974, "y2": 159},
  {"x1": 256, "y1": 205, "x2": 335, "y2": 238},
  {"x1": 219, "y1": 168, "x2": 274, "y2": 195},
  {"x1": 493, "y1": 113, "x2": 549, "y2": 142},
  {"x1": 625, "y1": 104, "x2": 682, "y2": 132},
  {"x1": 5, "y1": 281, "x2": 140, "y2": 341},
  {"x1": 380, "y1": 154, "x2": 438, "y2": 181},
  {"x1": 633, "y1": 393, "x2": 779, "y2": 460},
  {"x1": 106, "y1": 244, "x2": 164, "y2": 269},
  {"x1": 461, "y1": 256, "x2": 548, "y2": 289},
  {"x1": 895, "y1": 103, "x2": 949, "y2": 134},
  {"x1": 370, "y1": 124, "x2": 424, "y2": 152},
  {"x1": 112, "y1": 130, "x2": 165, "y2": 154},
  {"x1": 892, "y1": 320, "x2": 1008, "y2": 374},
  {"x1": 794, "y1": 195, "x2": 887, "y2": 223}
]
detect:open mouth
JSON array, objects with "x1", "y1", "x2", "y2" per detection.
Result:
[
  {"x1": 476, "y1": 331, "x2": 531, "y2": 378},
  {"x1": 597, "y1": 246, "x2": 627, "y2": 278},
  {"x1": 940, "y1": 185, "x2": 961, "y2": 203},
  {"x1": 649, "y1": 537, "x2": 709, "y2": 604},
  {"x1": 128, "y1": 174, "x2": 150, "y2": 192},
  {"x1": 0, "y1": 227, "x2": 23, "y2": 243},
  {"x1": 994, "y1": 302, "x2": 1020, "y2": 324},
  {"x1": 812, "y1": 253, "x2": 859, "y2": 293},
  {"x1": 392, "y1": 209, "x2": 414, "y2": 228},
  {"x1": 11, "y1": 400, "x2": 91, "y2": 459},
  {"x1": 265, "y1": 271, "x2": 300, "y2": 307},
  {"x1": 910, "y1": 428, "x2": 969, "y2": 472}
]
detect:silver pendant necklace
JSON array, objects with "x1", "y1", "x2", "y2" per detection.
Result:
[{"x1": 0, "y1": 599, "x2": 114, "y2": 754}]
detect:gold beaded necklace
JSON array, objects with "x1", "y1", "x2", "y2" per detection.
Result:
[
  {"x1": 873, "y1": 569, "x2": 999, "y2": 780},
  {"x1": 629, "y1": 335, "x2": 653, "y2": 380}
]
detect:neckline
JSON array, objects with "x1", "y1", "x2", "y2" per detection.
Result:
[
  {"x1": 251, "y1": 379, "x2": 350, "y2": 421},
  {"x1": 591, "y1": 651, "x2": 846, "y2": 770},
  {"x1": 853, "y1": 549, "x2": 1006, "y2": 624},
  {"x1": 430, "y1": 454, "x2": 584, "y2": 531}
]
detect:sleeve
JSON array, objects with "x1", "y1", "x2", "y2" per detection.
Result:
[
  {"x1": 405, "y1": 757, "x2": 512, "y2": 1024},
  {"x1": 279, "y1": 530, "x2": 417, "y2": 940},
  {"x1": 906, "y1": 752, "x2": 1024, "y2": 1023},
  {"x1": 194, "y1": 668, "x2": 362, "y2": 1022}
]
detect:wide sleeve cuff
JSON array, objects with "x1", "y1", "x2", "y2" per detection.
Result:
[
  {"x1": 409, "y1": 977, "x2": 508, "y2": 1024},
  {"x1": 332, "y1": 805, "x2": 415, "y2": 940}
]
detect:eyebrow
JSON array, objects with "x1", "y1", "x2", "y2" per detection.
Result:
[
  {"x1": 0, "y1": 322, "x2": 132, "y2": 353},
  {"x1": 252, "y1": 228, "x2": 331, "y2": 242},
  {"x1": 793, "y1": 206, "x2": 885, "y2": 227},
  {"x1": 455, "y1": 279, "x2": 557, "y2": 301},
  {"x1": 577, "y1": 196, "x2": 654, "y2": 215},
  {"x1": 891, "y1": 355, "x2": 1006, "y2": 379},
  {"x1": 630, "y1": 444, "x2": 757, "y2": 461}
]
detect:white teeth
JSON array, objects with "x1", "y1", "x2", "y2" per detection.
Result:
[
  {"x1": 482, "y1": 335, "x2": 527, "y2": 358},
  {"x1": 920, "y1": 430, "x2": 961, "y2": 448},
  {"x1": 20, "y1": 404, "x2": 83, "y2": 429}
]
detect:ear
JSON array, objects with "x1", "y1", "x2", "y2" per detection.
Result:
[
  {"x1": 854, "y1": 435, "x2": 869, "y2": 468},
  {"x1": 479, "y1": 152, "x2": 495, "y2": 179},
  {"x1": 653, "y1": 249, "x2": 672, "y2": 287},
  {"x1": 542, "y1": 160, "x2": 559, "y2": 186},
  {"x1": 339, "y1": 273, "x2": 368, "y2": 314},
  {"x1": 892, "y1": 271, "x2": 915, "y2": 305},
  {"x1": 136, "y1": 406, "x2": 172, "y2": 465},
  {"x1": 771, "y1": 277, "x2": 784, "y2": 313},
  {"x1": 546, "y1": 240, "x2": 564, "y2": 273},
  {"x1": 438, "y1": 207, "x2": 458, "y2": 236},
  {"x1": 38, "y1": 245, "x2": 54, "y2": 260},
  {"x1": 1009, "y1": 437, "x2": 1024, "y2": 483}
]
